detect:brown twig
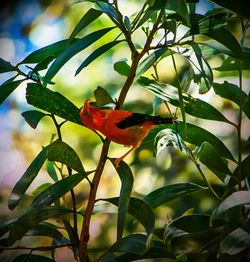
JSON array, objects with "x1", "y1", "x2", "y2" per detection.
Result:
[{"x1": 78, "y1": 9, "x2": 164, "y2": 261}]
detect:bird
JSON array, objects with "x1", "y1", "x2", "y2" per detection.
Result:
[{"x1": 80, "y1": 99, "x2": 177, "y2": 167}]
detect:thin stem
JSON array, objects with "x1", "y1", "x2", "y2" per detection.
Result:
[
  {"x1": 79, "y1": 10, "x2": 164, "y2": 261},
  {"x1": 189, "y1": 151, "x2": 221, "y2": 201},
  {"x1": 50, "y1": 114, "x2": 79, "y2": 258},
  {"x1": 170, "y1": 50, "x2": 187, "y2": 135},
  {"x1": 79, "y1": 139, "x2": 110, "y2": 261},
  {"x1": 237, "y1": 65, "x2": 243, "y2": 190}
]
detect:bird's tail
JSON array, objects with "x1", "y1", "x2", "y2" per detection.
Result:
[{"x1": 151, "y1": 115, "x2": 177, "y2": 125}]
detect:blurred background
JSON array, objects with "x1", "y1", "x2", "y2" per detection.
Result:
[{"x1": 0, "y1": 0, "x2": 249, "y2": 260}]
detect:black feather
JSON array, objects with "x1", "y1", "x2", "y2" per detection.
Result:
[{"x1": 116, "y1": 113, "x2": 173, "y2": 129}]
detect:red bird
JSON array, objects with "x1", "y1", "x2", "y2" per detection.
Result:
[{"x1": 80, "y1": 99, "x2": 176, "y2": 166}]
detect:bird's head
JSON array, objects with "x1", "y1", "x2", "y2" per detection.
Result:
[{"x1": 80, "y1": 98, "x2": 97, "y2": 130}]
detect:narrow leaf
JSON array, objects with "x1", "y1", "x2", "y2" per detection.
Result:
[
  {"x1": 191, "y1": 44, "x2": 213, "y2": 94},
  {"x1": 144, "y1": 183, "x2": 205, "y2": 209},
  {"x1": 110, "y1": 234, "x2": 148, "y2": 255},
  {"x1": 243, "y1": 96, "x2": 250, "y2": 119},
  {"x1": 94, "y1": 86, "x2": 115, "y2": 107},
  {"x1": 8, "y1": 147, "x2": 47, "y2": 210},
  {"x1": 138, "y1": 77, "x2": 231, "y2": 123},
  {"x1": 205, "y1": 27, "x2": 242, "y2": 59},
  {"x1": 0, "y1": 58, "x2": 16, "y2": 73},
  {"x1": 46, "y1": 161, "x2": 58, "y2": 182},
  {"x1": 166, "y1": 0, "x2": 190, "y2": 24},
  {"x1": 164, "y1": 214, "x2": 225, "y2": 242},
  {"x1": 70, "y1": 8, "x2": 103, "y2": 39},
  {"x1": 8, "y1": 207, "x2": 72, "y2": 245},
  {"x1": 31, "y1": 173, "x2": 85, "y2": 208},
  {"x1": 197, "y1": 142, "x2": 232, "y2": 181},
  {"x1": 221, "y1": 228, "x2": 250, "y2": 255},
  {"x1": 0, "y1": 80, "x2": 23, "y2": 105},
  {"x1": 213, "y1": 81, "x2": 247, "y2": 107},
  {"x1": 214, "y1": 56, "x2": 250, "y2": 71},
  {"x1": 104, "y1": 197, "x2": 155, "y2": 238},
  {"x1": 76, "y1": 40, "x2": 122, "y2": 75},
  {"x1": 26, "y1": 83, "x2": 82, "y2": 125},
  {"x1": 107, "y1": 241, "x2": 175, "y2": 261},
  {"x1": 47, "y1": 140, "x2": 85, "y2": 174},
  {"x1": 211, "y1": 191, "x2": 250, "y2": 222},
  {"x1": 0, "y1": 219, "x2": 17, "y2": 238},
  {"x1": 136, "y1": 49, "x2": 169, "y2": 79},
  {"x1": 27, "y1": 223, "x2": 63, "y2": 239},
  {"x1": 21, "y1": 110, "x2": 48, "y2": 129},
  {"x1": 44, "y1": 27, "x2": 115, "y2": 85},
  {"x1": 114, "y1": 60, "x2": 131, "y2": 76},
  {"x1": 19, "y1": 39, "x2": 77, "y2": 64},
  {"x1": 94, "y1": 1, "x2": 120, "y2": 21},
  {"x1": 110, "y1": 159, "x2": 134, "y2": 242}
]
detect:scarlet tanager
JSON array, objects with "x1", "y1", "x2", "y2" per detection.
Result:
[{"x1": 80, "y1": 99, "x2": 177, "y2": 166}]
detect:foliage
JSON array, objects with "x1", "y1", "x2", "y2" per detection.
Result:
[{"x1": 1, "y1": 0, "x2": 250, "y2": 261}]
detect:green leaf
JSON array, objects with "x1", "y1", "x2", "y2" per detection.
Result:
[
  {"x1": 164, "y1": 214, "x2": 225, "y2": 242},
  {"x1": 138, "y1": 77, "x2": 231, "y2": 123},
  {"x1": 197, "y1": 142, "x2": 232, "y2": 181},
  {"x1": 213, "y1": 81, "x2": 247, "y2": 107},
  {"x1": 94, "y1": 86, "x2": 115, "y2": 107},
  {"x1": 103, "y1": 234, "x2": 175, "y2": 261},
  {"x1": 109, "y1": 234, "x2": 148, "y2": 255},
  {"x1": 76, "y1": 40, "x2": 122, "y2": 75},
  {"x1": 190, "y1": 44, "x2": 213, "y2": 94},
  {"x1": 0, "y1": 79, "x2": 23, "y2": 105},
  {"x1": 44, "y1": 27, "x2": 115, "y2": 85},
  {"x1": 154, "y1": 128, "x2": 191, "y2": 158},
  {"x1": 47, "y1": 140, "x2": 85, "y2": 174},
  {"x1": 136, "y1": 49, "x2": 169, "y2": 79},
  {"x1": 209, "y1": 0, "x2": 250, "y2": 19},
  {"x1": 205, "y1": 27, "x2": 242, "y2": 59},
  {"x1": 27, "y1": 223, "x2": 63, "y2": 239},
  {"x1": 175, "y1": 122, "x2": 235, "y2": 162},
  {"x1": 21, "y1": 110, "x2": 48, "y2": 129},
  {"x1": 243, "y1": 96, "x2": 250, "y2": 119},
  {"x1": 214, "y1": 56, "x2": 250, "y2": 71},
  {"x1": 107, "y1": 241, "x2": 175, "y2": 261},
  {"x1": 0, "y1": 58, "x2": 16, "y2": 73},
  {"x1": 104, "y1": 197, "x2": 155, "y2": 238},
  {"x1": 114, "y1": 59, "x2": 131, "y2": 76},
  {"x1": 110, "y1": 159, "x2": 134, "y2": 242},
  {"x1": 124, "y1": 16, "x2": 132, "y2": 32},
  {"x1": 19, "y1": 39, "x2": 76, "y2": 64},
  {"x1": 0, "y1": 219, "x2": 17, "y2": 238},
  {"x1": 211, "y1": 191, "x2": 250, "y2": 222},
  {"x1": 220, "y1": 228, "x2": 250, "y2": 255},
  {"x1": 188, "y1": 10, "x2": 232, "y2": 36},
  {"x1": 31, "y1": 173, "x2": 85, "y2": 208},
  {"x1": 148, "y1": 122, "x2": 235, "y2": 161},
  {"x1": 94, "y1": 1, "x2": 120, "y2": 21},
  {"x1": 8, "y1": 206, "x2": 72, "y2": 245},
  {"x1": 166, "y1": 0, "x2": 190, "y2": 24},
  {"x1": 63, "y1": 220, "x2": 79, "y2": 250},
  {"x1": 46, "y1": 161, "x2": 58, "y2": 182},
  {"x1": 133, "y1": 7, "x2": 157, "y2": 30},
  {"x1": 144, "y1": 183, "x2": 205, "y2": 209},
  {"x1": 70, "y1": 8, "x2": 103, "y2": 39},
  {"x1": 8, "y1": 147, "x2": 48, "y2": 210},
  {"x1": 26, "y1": 83, "x2": 82, "y2": 125},
  {"x1": 12, "y1": 254, "x2": 55, "y2": 262}
]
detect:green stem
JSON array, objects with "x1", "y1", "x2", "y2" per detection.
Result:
[{"x1": 189, "y1": 151, "x2": 221, "y2": 201}]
